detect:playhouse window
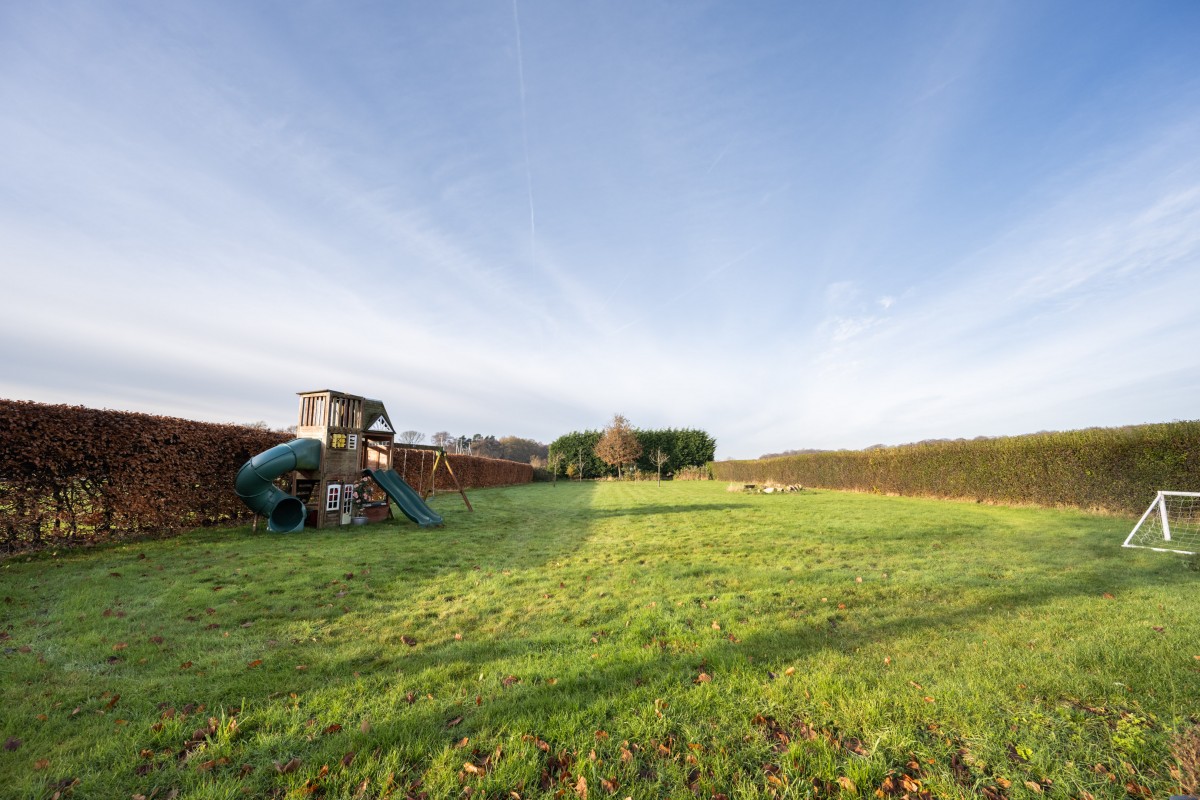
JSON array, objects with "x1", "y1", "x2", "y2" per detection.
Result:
[{"x1": 325, "y1": 484, "x2": 341, "y2": 512}]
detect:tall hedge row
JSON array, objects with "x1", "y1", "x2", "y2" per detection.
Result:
[
  {"x1": 0, "y1": 399, "x2": 289, "y2": 553},
  {"x1": 548, "y1": 427, "x2": 716, "y2": 478},
  {"x1": 711, "y1": 421, "x2": 1200, "y2": 514},
  {"x1": 0, "y1": 400, "x2": 535, "y2": 555},
  {"x1": 392, "y1": 448, "x2": 532, "y2": 493}
]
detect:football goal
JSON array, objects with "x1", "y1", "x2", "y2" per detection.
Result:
[{"x1": 1123, "y1": 491, "x2": 1200, "y2": 555}]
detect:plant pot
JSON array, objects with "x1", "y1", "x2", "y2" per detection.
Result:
[{"x1": 352, "y1": 516, "x2": 368, "y2": 526}]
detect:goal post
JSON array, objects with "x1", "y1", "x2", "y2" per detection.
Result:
[{"x1": 1123, "y1": 491, "x2": 1200, "y2": 555}]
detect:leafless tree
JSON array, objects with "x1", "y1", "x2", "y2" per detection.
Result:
[
  {"x1": 546, "y1": 451, "x2": 565, "y2": 486},
  {"x1": 398, "y1": 430, "x2": 425, "y2": 445},
  {"x1": 650, "y1": 447, "x2": 669, "y2": 486}
]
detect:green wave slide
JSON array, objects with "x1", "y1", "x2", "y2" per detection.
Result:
[
  {"x1": 234, "y1": 438, "x2": 322, "y2": 533},
  {"x1": 366, "y1": 468, "x2": 444, "y2": 528}
]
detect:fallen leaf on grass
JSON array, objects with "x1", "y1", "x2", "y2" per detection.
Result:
[
  {"x1": 323, "y1": 723, "x2": 343, "y2": 735},
  {"x1": 710, "y1": 621, "x2": 721, "y2": 631},
  {"x1": 148, "y1": 636, "x2": 163, "y2": 645},
  {"x1": 360, "y1": 718, "x2": 371, "y2": 733},
  {"x1": 923, "y1": 696, "x2": 935, "y2": 703},
  {"x1": 446, "y1": 716, "x2": 463, "y2": 728},
  {"x1": 274, "y1": 758, "x2": 301, "y2": 774},
  {"x1": 105, "y1": 694, "x2": 120, "y2": 710},
  {"x1": 341, "y1": 752, "x2": 354, "y2": 768},
  {"x1": 837, "y1": 776, "x2": 856, "y2": 791},
  {"x1": 1024, "y1": 780, "x2": 1043, "y2": 794},
  {"x1": 843, "y1": 738, "x2": 868, "y2": 756},
  {"x1": 112, "y1": 642, "x2": 128, "y2": 651},
  {"x1": 3, "y1": 737, "x2": 20, "y2": 751},
  {"x1": 695, "y1": 673, "x2": 712, "y2": 684},
  {"x1": 574, "y1": 774, "x2": 587, "y2": 798},
  {"x1": 784, "y1": 667, "x2": 796, "y2": 676},
  {"x1": 501, "y1": 675, "x2": 520, "y2": 687},
  {"x1": 400, "y1": 635, "x2": 417, "y2": 647},
  {"x1": 247, "y1": 659, "x2": 262, "y2": 668},
  {"x1": 1006, "y1": 743, "x2": 1029, "y2": 764},
  {"x1": 33, "y1": 758, "x2": 50, "y2": 770},
  {"x1": 179, "y1": 661, "x2": 193, "y2": 670},
  {"x1": 1102, "y1": 593, "x2": 1115, "y2": 600}
]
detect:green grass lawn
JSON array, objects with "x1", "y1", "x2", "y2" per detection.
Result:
[{"x1": 2, "y1": 482, "x2": 1198, "y2": 799}]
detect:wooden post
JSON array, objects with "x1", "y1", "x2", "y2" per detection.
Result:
[
  {"x1": 426, "y1": 451, "x2": 439, "y2": 499},
  {"x1": 439, "y1": 452, "x2": 474, "y2": 512}
]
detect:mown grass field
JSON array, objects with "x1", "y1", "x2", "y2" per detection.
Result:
[{"x1": 1, "y1": 481, "x2": 1198, "y2": 799}]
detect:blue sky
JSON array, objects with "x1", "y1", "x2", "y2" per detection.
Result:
[{"x1": 2, "y1": 1, "x2": 1199, "y2": 459}]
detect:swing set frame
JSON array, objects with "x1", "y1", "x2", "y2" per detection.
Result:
[{"x1": 394, "y1": 443, "x2": 473, "y2": 512}]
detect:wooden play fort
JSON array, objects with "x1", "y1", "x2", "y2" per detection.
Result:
[{"x1": 235, "y1": 390, "x2": 469, "y2": 532}]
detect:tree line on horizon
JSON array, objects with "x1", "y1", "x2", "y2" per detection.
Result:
[
  {"x1": 395, "y1": 430, "x2": 549, "y2": 464},
  {"x1": 548, "y1": 417, "x2": 716, "y2": 480}
]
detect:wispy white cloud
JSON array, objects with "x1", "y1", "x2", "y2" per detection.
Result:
[{"x1": 2, "y1": 2, "x2": 1199, "y2": 459}]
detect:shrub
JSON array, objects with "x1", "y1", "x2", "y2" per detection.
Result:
[
  {"x1": 0, "y1": 399, "x2": 289, "y2": 554},
  {"x1": 711, "y1": 421, "x2": 1200, "y2": 514}
]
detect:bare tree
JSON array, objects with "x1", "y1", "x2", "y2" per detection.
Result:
[
  {"x1": 595, "y1": 413, "x2": 642, "y2": 479},
  {"x1": 430, "y1": 431, "x2": 452, "y2": 448},
  {"x1": 650, "y1": 447, "x2": 669, "y2": 486},
  {"x1": 546, "y1": 451, "x2": 565, "y2": 486},
  {"x1": 398, "y1": 430, "x2": 425, "y2": 445}
]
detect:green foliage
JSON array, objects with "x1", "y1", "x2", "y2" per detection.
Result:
[
  {"x1": 550, "y1": 427, "x2": 716, "y2": 478},
  {"x1": 547, "y1": 430, "x2": 605, "y2": 478},
  {"x1": 713, "y1": 421, "x2": 1200, "y2": 514},
  {"x1": 0, "y1": 482, "x2": 1193, "y2": 798}
]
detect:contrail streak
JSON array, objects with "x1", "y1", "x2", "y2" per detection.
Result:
[{"x1": 512, "y1": 0, "x2": 536, "y2": 265}]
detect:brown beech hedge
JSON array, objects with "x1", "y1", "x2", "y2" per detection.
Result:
[
  {"x1": 392, "y1": 447, "x2": 532, "y2": 496},
  {"x1": 0, "y1": 399, "x2": 289, "y2": 553},
  {"x1": 1, "y1": 400, "x2": 531, "y2": 554},
  {"x1": 712, "y1": 421, "x2": 1200, "y2": 515}
]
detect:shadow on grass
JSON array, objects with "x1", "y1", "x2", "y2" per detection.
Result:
[{"x1": 587, "y1": 503, "x2": 750, "y2": 519}]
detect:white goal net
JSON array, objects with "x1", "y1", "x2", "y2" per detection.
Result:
[{"x1": 1123, "y1": 491, "x2": 1200, "y2": 555}]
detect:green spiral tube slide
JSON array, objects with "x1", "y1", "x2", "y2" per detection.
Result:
[{"x1": 234, "y1": 438, "x2": 322, "y2": 532}]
